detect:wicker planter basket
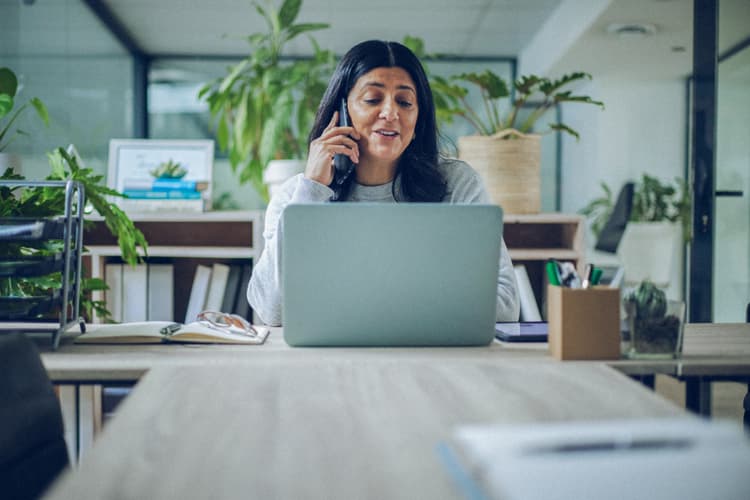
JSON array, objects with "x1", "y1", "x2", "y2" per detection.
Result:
[{"x1": 458, "y1": 129, "x2": 541, "y2": 214}]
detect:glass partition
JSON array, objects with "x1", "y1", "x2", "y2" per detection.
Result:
[
  {"x1": 0, "y1": 0, "x2": 132, "y2": 180},
  {"x1": 713, "y1": 44, "x2": 750, "y2": 322}
]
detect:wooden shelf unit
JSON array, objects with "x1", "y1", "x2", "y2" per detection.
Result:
[
  {"x1": 82, "y1": 210, "x2": 583, "y2": 323},
  {"x1": 503, "y1": 213, "x2": 586, "y2": 311},
  {"x1": 83, "y1": 210, "x2": 264, "y2": 323}
]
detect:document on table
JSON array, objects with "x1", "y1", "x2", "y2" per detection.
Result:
[{"x1": 439, "y1": 418, "x2": 750, "y2": 500}]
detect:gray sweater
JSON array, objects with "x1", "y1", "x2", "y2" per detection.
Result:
[{"x1": 247, "y1": 158, "x2": 520, "y2": 326}]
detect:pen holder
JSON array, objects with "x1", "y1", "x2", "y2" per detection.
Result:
[{"x1": 547, "y1": 285, "x2": 621, "y2": 361}]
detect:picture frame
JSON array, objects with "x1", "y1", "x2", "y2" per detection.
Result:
[{"x1": 107, "y1": 139, "x2": 214, "y2": 213}]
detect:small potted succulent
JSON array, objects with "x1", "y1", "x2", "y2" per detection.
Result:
[{"x1": 623, "y1": 280, "x2": 685, "y2": 359}]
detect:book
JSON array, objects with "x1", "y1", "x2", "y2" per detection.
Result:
[
  {"x1": 221, "y1": 264, "x2": 244, "y2": 313},
  {"x1": 122, "y1": 178, "x2": 209, "y2": 192},
  {"x1": 122, "y1": 264, "x2": 148, "y2": 322},
  {"x1": 232, "y1": 263, "x2": 253, "y2": 321},
  {"x1": 120, "y1": 199, "x2": 205, "y2": 214},
  {"x1": 74, "y1": 321, "x2": 269, "y2": 345},
  {"x1": 204, "y1": 263, "x2": 230, "y2": 311},
  {"x1": 122, "y1": 189, "x2": 202, "y2": 200},
  {"x1": 184, "y1": 265, "x2": 212, "y2": 323},
  {"x1": 147, "y1": 263, "x2": 174, "y2": 321},
  {"x1": 513, "y1": 265, "x2": 542, "y2": 321},
  {"x1": 104, "y1": 263, "x2": 123, "y2": 322}
]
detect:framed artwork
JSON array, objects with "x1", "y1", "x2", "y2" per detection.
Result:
[{"x1": 107, "y1": 139, "x2": 214, "y2": 212}]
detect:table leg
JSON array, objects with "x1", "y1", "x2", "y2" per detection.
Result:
[
  {"x1": 629, "y1": 374, "x2": 655, "y2": 389},
  {"x1": 685, "y1": 378, "x2": 712, "y2": 416}
]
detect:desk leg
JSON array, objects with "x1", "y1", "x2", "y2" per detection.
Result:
[
  {"x1": 685, "y1": 378, "x2": 712, "y2": 416},
  {"x1": 629, "y1": 374, "x2": 655, "y2": 389}
]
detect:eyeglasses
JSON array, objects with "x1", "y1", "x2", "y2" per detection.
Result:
[{"x1": 196, "y1": 311, "x2": 260, "y2": 338}]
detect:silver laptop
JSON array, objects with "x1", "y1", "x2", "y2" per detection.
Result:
[{"x1": 282, "y1": 203, "x2": 502, "y2": 347}]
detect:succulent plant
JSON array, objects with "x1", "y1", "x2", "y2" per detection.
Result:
[
  {"x1": 624, "y1": 280, "x2": 680, "y2": 355},
  {"x1": 150, "y1": 159, "x2": 187, "y2": 179}
]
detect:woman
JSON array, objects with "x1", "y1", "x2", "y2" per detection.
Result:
[{"x1": 248, "y1": 40, "x2": 519, "y2": 326}]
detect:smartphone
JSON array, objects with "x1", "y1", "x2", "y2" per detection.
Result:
[{"x1": 332, "y1": 98, "x2": 356, "y2": 186}]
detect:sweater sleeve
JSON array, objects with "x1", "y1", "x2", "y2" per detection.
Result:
[
  {"x1": 247, "y1": 175, "x2": 333, "y2": 325},
  {"x1": 440, "y1": 159, "x2": 521, "y2": 322}
]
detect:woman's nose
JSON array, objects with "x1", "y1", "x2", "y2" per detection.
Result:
[{"x1": 378, "y1": 99, "x2": 398, "y2": 121}]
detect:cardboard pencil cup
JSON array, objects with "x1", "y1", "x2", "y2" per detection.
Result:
[{"x1": 547, "y1": 285, "x2": 621, "y2": 360}]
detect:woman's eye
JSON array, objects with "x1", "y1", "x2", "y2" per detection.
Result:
[
  {"x1": 398, "y1": 100, "x2": 413, "y2": 108},
  {"x1": 364, "y1": 98, "x2": 381, "y2": 105}
]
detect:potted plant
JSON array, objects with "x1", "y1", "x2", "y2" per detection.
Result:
[
  {"x1": 1, "y1": 148, "x2": 148, "y2": 323},
  {"x1": 198, "y1": 0, "x2": 335, "y2": 202},
  {"x1": 623, "y1": 280, "x2": 685, "y2": 359},
  {"x1": 0, "y1": 66, "x2": 50, "y2": 173},
  {"x1": 404, "y1": 37, "x2": 603, "y2": 214},
  {"x1": 580, "y1": 173, "x2": 690, "y2": 287}
]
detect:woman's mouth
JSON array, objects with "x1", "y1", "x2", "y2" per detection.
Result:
[{"x1": 376, "y1": 129, "x2": 399, "y2": 137}]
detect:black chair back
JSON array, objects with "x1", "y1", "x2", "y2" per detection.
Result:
[{"x1": 0, "y1": 333, "x2": 69, "y2": 500}]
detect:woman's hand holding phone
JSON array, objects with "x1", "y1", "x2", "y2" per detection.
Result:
[{"x1": 305, "y1": 111, "x2": 359, "y2": 187}]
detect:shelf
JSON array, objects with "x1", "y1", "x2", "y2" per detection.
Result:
[{"x1": 509, "y1": 249, "x2": 582, "y2": 261}]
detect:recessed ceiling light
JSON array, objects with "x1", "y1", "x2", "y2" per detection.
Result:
[{"x1": 605, "y1": 23, "x2": 658, "y2": 39}]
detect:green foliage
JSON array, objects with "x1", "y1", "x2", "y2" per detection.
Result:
[
  {"x1": 150, "y1": 159, "x2": 187, "y2": 179},
  {"x1": 0, "y1": 67, "x2": 50, "y2": 151},
  {"x1": 198, "y1": 0, "x2": 335, "y2": 201},
  {"x1": 1, "y1": 148, "x2": 149, "y2": 322},
  {"x1": 402, "y1": 37, "x2": 603, "y2": 139},
  {"x1": 580, "y1": 173, "x2": 691, "y2": 241}
]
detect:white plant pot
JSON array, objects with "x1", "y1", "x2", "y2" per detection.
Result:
[
  {"x1": 263, "y1": 159, "x2": 305, "y2": 200},
  {"x1": 617, "y1": 221, "x2": 681, "y2": 287},
  {"x1": 0, "y1": 153, "x2": 22, "y2": 176}
]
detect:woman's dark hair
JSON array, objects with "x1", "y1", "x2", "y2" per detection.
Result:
[{"x1": 308, "y1": 40, "x2": 447, "y2": 202}]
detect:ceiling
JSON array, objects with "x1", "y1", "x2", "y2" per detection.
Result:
[
  {"x1": 4, "y1": 0, "x2": 749, "y2": 82},
  {"x1": 98, "y1": 0, "x2": 563, "y2": 58}
]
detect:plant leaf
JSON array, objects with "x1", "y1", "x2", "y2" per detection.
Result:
[
  {"x1": 278, "y1": 0, "x2": 302, "y2": 28},
  {"x1": 30, "y1": 97, "x2": 50, "y2": 126},
  {"x1": 0, "y1": 67, "x2": 18, "y2": 96}
]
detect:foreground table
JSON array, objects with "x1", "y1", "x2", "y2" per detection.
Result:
[{"x1": 41, "y1": 332, "x2": 685, "y2": 500}]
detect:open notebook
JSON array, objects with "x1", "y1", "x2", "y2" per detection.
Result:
[{"x1": 74, "y1": 321, "x2": 269, "y2": 345}]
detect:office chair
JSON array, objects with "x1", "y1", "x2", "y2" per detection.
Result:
[
  {"x1": 594, "y1": 182, "x2": 634, "y2": 253},
  {"x1": 0, "y1": 333, "x2": 70, "y2": 500}
]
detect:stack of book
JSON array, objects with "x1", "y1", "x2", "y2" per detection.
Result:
[{"x1": 121, "y1": 177, "x2": 210, "y2": 213}]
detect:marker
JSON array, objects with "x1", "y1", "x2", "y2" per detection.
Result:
[{"x1": 545, "y1": 260, "x2": 561, "y2": 286}]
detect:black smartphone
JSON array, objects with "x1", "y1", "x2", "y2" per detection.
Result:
[{"x1": 332, "y1": 98, "x2": 355, "y2": 186}]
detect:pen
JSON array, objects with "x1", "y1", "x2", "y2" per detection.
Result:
[
  {"x1": 525, "y1": 437, "x2": 692, "y2": 455},
  {"x1": 581, "y1": 264, "x2": 593, "y2": 289}
]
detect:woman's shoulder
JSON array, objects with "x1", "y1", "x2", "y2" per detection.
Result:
[
  {"x1": 436, "y1": 157, "x2": 487, "y2": 203},
  {"x1": 437, "y1": 157, "x2": 482, "y2": 182}
]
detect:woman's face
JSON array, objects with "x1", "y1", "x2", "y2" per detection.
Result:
[{"x1": 346, "y1": 66, "x2": 419, "y2": 170}]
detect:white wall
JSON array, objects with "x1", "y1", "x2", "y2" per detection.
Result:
[{"x1": 560, "y1": 77, "x2": 687, "y2": 300}]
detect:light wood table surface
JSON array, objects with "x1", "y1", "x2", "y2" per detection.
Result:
[{"x1": 39, "y1": 326, "x2": 699, "y2": 500}]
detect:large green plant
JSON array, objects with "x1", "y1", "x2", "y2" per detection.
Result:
[
  {"x1": 1, "y1": 148, "x2": 148, "y2": 322},
  {"x1": 403, "y1": 37, "x2": 603, "y2": 139},
  {"x1": 580, "y1": 173, "x2": 691, "y2": 241},
  {"x1": 198, "y1": 0, "x2": 335, "y2": 201},
  {"x1": 0, "y1": 67, "x2": 49, "y2": 152}
]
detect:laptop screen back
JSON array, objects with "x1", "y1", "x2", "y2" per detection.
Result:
[{"x1": 281, "y1": 203, "x2": 503, "y2": 346}]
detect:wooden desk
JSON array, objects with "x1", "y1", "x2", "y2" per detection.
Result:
[
  {"x1": 610, "y1": 323, "x2": 750, "y2": 417},
  {"x1": 41, "y1": 332, "x2": 686, "y2": 500}
]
